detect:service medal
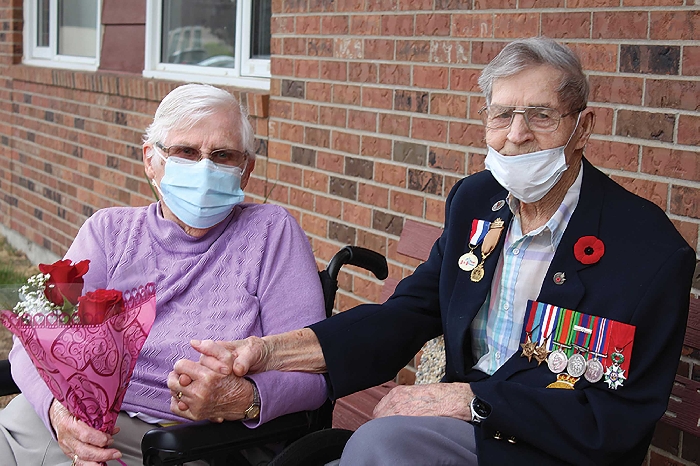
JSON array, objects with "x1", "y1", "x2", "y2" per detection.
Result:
[
  {"x1": 566, "y1": 353, "x2": 587, "y2": 378},
  {"x1": 520, "y1": 334, "x2": 536, "y2": 362},
  {"x1": 458, "y1": 252, "x2": 479, "y2": 272},
  {"x1": 584, "y1": 358, "x2": 604, "y2": 383},
  {"x1": 470, "y1": 264, "x2": 485, "y2": 282},
  {"x1": 604, "y1": 364, "x2": 626, "y2": 390},
  {"x1": 547, "y1": 348, "x2": 568, "y2": 374}
]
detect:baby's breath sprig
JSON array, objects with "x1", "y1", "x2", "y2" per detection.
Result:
[{"x1": 13, "y1": 273, "x2": 67, "y2": 323}]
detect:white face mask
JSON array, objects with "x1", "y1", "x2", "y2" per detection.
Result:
[{"x1": 485, "y1": 114, "x2": 581, "y2": 204}]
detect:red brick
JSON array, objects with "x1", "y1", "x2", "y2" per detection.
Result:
[
  {"x1": 320, "y1": 106, "x2": 347, "y2": 128},
  {"x1": 303, "y1": 169, "x2": 330, "y2": 192},
  {"x1": 425, "y1": 198, "x2": 446, "y2": 224},
  {"x1": 650, "y1": 11, "x2": 699, "y2": 40},
  {"x1": 468, "y1": 96, "x2": 487, "y2": 120},
  {"x1": 350, "y1": 15, "x2": 382, "y2": 35},
  {"x1": 306, "y1": 82, "x2": 332, "y2": 103},
  {"x1": 379, "y1": 113, "x2": 411, "y2": 137},
  {"x1": 398, "y1": 0, "x2": 433, "y2": 10},
  {"x1": 415, "y1": 14, "x2": 451, "y2": 36},
  {"x1": 316, "y1": 195, "x2": 343, "y2": 216},
  {"x1": 452, "y1": 14, "x2": 493, "y2": 38},
  {"x1": 375, "y1": 161, "x2": 407, "y2": 188},
  {"x1": 362, "y1": 87, "x2": 393, "y2": 110},
  {"x1": 359, "y1": 182, "x2": 390, "y2": 208},
  {"x1": 321, "y1": 61, "x2": 348, "y2": 81},
  {"x1": 361, "y1": 135, "x2": 393, "y2": 159},
  {"x1": 396, "y1": 40, "x2": 431, "y2": 62},
  {"x1": 567, "y1": 44, "x2": 617, "y2": 72},
  {"x1": 591, "y1": 106, "x2": 614, "y2": 135},
  {"x1": 624, "y1": 0, "x2": 682, "y2": 5},
  {"x1": 297, "y1": 15, "x2": 321, "y2": 34},
  {"x1": 366, "y1": 0, "x2": 399, "y2": 10},
  {"x1": 585, "y1": 140, "x2": 639, "y2": 172},
  {"x1": 365, "y1": 39, "x2": 395, "y2": 61},
  {"x1": 379, "y1": 64, "x2": 412, "y2": 86},
  {"x1": 616, "y1": 110, "x2": 675, "y2": 143},
  {"x1": 348, "y1": 109, "x2": 378, "y2": 132},
  {"x1": 645, "y1": 79, "x2": 698, "y2": 111},
  {"x1": 293, "y1": 102, "x2": 319, "y2": 124},
  {"x1": 283, "y1": 37, "x2": 307, "y2": 56},
  {"x1": 430, "y1": 40, "x2": 470, "y2": 65},
  {"x1": 294, "y1": 59, "x2": 320, "y2": 79},
  {"x1": 430, "y1": 93, "x2": 468, "y2": 118},
  {"x1": 334, "y1": 38, "x2": 363, "y2": 59},
  {"x1": 612, "y1": 176, "x2": 668, "y2": 210},
  {"x1": 449, "y1": 121, "x2": 485, "y2": 147},
  {"x1": 592, "y1": 11, "x2": 648, "y2": 39},
  {"x1": 349, "y1": 62, "x2": 378, "y2": 83},
  {"x1": 331, "y1": 131, "x2": 361, "y2": 154},
  {"x1": 332, "y1": 84, "x2": 361, "y2": 106},
  {"x1": 678, "y1": 115, "x2": 700, "y2": 146},
  {"x1": 390, "y1": 190, "x2": 424, "y2": 216},
  {"x1": 322, "y1": 15, "x2": 349, "y2": 35},
  {"x1": 317, "y1": 151, "x2": 344, "y2": 173},
  {"x1": 589, "y1": 75, "x2": 643, "y2": 105},
  {"x1": 308, "y1": 38, "x2": 333, "y2": 57},
  {"x1": 493, "y1": 13, "x2": 539, "y2": 38},
  {"x1": 302, "y1": 213, "x2": 329, "y2": 238},
  {"x1": 468, "y1": 153, "x2": 486, "y2": 175},
  {"x1": 382, "y1": 15, "x2": 415, "y2": 36},
  {"x1": 306, "y1": 126, "x2": 330, "y2": 148},
  {"x1": 470, "y1": 41, "x2": 506, "y2": 65},
  {"x1": 682, "y1": 47, "x2": 700, "y2": 76},
  {"x1": 670, "y1": 185, "x2": 700, "y2": 219},
  {"x1": 473, "y1": 0, "x2": 516, "y2": 8},
  {"x1": 450, "y1": 67, "x2": 481, "y2": 92},
  {"x1": 428, "y1": 147, "x2": 466, "y2": 175},
  {"x1": 411, "y1": 117, "x2": 447, "y2": 143},
  {"x1": 670, "y1": 219, "x2": 698, "y2": 250},
  {"x1": 337, "y1": 0, "x2": 364, "y2": 12},
  {"x1": 278, "y1": 121, "x2": 304, "y2": 144},
  {"x1": 271, "y1": 57, "x2": 294, "y2": 77},
  {"x1": 541, "y1": 13, "x2": 591, "y2": 38},
  {"x1": 342, "y1": 202, "x2": 372, "y2": 227},
  {"x1": 641, "y1": 147, "x2": 700, "y2": 182},
  {"x1": 289, "y1": 187, "x2": 314, "y2": 209},
  {"x1": 413, "y1": 66, "x2": 449, "y2": 89}
]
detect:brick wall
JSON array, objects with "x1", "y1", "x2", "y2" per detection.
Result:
[{"x1": 0, "y1": 0, "x2": 698, "y2": 463}]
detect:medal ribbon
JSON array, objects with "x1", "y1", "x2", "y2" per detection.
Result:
[{"x1": 469, "y1": 219, "x2": 490, "y2": 246}]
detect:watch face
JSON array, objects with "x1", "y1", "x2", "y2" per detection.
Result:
[{"x1": 472, "y1": 398, "x2": 491, "y2": 418}]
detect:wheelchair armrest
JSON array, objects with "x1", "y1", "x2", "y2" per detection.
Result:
[
  {"x1": 0, "y1": 359, "x2": 20, "y2": 396},
  {"x1": 142, "y1": 400, "x2": 333, "y2": 466}
]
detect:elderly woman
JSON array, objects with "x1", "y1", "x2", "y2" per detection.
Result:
[{"x1": 0, "y1": 84, "x2": 327, "y2": 465}]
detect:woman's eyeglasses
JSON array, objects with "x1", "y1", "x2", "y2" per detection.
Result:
[{"x1": 155, "y1": 142, "x2": 248, "y2": 169}]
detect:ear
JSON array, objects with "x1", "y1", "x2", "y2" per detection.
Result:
[
  {"x1": 240, "y1": 158, "x2": 256, "y2": 190},
  {"x1": 143, "y1": 144, "x2": 157, "y2": 180},
  {"x1": 573, "y1": 108, "x2": 595, "y2": 151}
]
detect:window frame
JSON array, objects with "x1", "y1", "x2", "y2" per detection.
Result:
[
  {"x1": 23, "y1": 0, "x2": 101, "y2": 71},
  {"x1": 144, "y1": 0, "x2": 270, "y2": 90}
]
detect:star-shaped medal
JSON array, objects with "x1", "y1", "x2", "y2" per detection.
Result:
[
  {"x1": 520, "y1": 335, "x2": 536, "y2": 362},
  {"x1": 604, "y1": 364, "x2": 626, "y2": 390},
  {"x1": 533, "y1": 343, "x2": 551, "y2": 366}
]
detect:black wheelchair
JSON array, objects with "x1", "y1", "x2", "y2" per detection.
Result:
[{"x1": 0, "y1": 245, "x2": 387, "y2": 466}]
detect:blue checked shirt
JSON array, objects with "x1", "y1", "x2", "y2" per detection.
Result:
[{"x1": 471, "y1": 166, "x2": 583, "y2": 375}]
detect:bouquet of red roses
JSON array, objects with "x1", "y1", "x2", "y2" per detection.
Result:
[{"x1": 1, "y1": 259, "x2": 156, "y2": 435}]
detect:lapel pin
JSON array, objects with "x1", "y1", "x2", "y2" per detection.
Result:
[
  {"x1": 553, "y1": 272, "x2": 566, "y2": 285},
  {"x1": 491, "y1": 199, "x2": 506, "y2": 211}
]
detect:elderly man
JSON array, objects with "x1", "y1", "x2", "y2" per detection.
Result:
[
  {"x1": 0, "y1": 84, "x2": 327, "y2": 465},
  {"x1": 181, "y1": 38, "x2": 696, "y2": 465}
]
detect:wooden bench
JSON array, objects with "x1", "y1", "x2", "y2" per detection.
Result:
[
  {"x1": 332, "y1": 219, "x2": 700, "y2": 450},
  {"x1": 332, "y1": 219, "x2": 443, "y2": 430}
]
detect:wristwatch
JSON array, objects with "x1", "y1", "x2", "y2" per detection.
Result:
[
  {"x1": 243, "y1": 380, "x2": 261, "y2": 420},
  {"x1": 469, "y1": 396, "x2": 491, "y2": 425}
]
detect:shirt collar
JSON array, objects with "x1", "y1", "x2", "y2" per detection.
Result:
[{"x1": 507, "y1": 164, "x2": 583, "y2": 250}]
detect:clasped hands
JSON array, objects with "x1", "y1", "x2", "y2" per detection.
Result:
[{"x1": 173, "y1": 337, "x2": 474, "y2": 421}]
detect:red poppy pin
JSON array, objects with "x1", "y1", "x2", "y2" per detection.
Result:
[{"x1": 574, "y1": 236, "x2": 605, "y2": 265}]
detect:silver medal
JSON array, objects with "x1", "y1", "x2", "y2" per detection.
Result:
[
  {"x1": 584, "y1": 358, "x2": 604, "y2": 383},
  {"x1": 547, "y1": 349, "x2": 568, "y2": 374},
  {"x1": 566, "y1": 353, "x2": 587, "y2": 378}
]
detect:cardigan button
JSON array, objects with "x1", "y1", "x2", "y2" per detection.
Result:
[
  {"x1": 507, "y1": 436, "x2": 517, "y2": 444},
  {"x1": 493, "y1": 431, "x2": 503, "y2": 440}
]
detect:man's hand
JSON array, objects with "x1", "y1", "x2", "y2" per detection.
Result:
[
  {"x1": 167, "y1": 353, "x2": 255, "y2": 422},
  {"x1": 49, "y1": 399, "x2": 122, "y2": 465},
  {"x1": 187, "y1": 338, "x2": 272, "y2": 377},
  {"x1": 373, "y1": 382, "x2": 474, "y2": 421}
]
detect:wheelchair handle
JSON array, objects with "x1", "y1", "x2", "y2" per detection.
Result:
[{"x1": 326, "y1": 246, "x2": 388, "y2": 282}]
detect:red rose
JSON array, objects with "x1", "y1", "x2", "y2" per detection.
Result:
[
  {"x1": 574, "y1": 236, "x2": 605, "y2": 265},
  {"x1": 77, "y1": 289, "x2": 124, "y2": 325},
  {"x1": 38, "y1": 259, "x2": 90, "y2": 306}
]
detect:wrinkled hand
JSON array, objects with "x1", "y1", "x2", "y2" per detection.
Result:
[
  {"x1": 167, "y1": 349, "x2": 255, "y2": 423},
  {"x1": 49, "y1": 399, "x2": 121, "y2": 465},
  {"x1": 188, "y1": 338, "x2": 272, "y2": 377},
  {"x1": 373, "y1": 382, "x2": 473, "y2": 421}
]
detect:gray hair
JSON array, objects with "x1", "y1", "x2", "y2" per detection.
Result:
[
  {"x1": 143, "y1": 83, "x2": 255, "y2": 160},
  {"x1": 478, "y1": 37, "x2": 589, "y2": 113}
]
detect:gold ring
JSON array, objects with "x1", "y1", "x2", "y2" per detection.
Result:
[
  {"x1": 72, "y1": 454, "x2": 78, "y2": 466},
  {"x1": 176, "y1": 391, "x2": 183, "y2": 400}
]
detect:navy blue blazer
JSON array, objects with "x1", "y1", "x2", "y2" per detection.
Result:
[{"x1": 311, "y1": 159, "x2": 696, "y2": 465}]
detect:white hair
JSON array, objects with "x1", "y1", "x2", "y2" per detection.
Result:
[{"x1": 143, "y1": 83, "x2": 255, "y2": 160}]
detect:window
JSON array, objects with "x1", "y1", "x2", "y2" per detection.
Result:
[
  {"x1": 24, "y1": 0, "x2": 101, "y2": 70},
  {"x1": 145, "y1": 0, "x2": 271, "y2": 90}
]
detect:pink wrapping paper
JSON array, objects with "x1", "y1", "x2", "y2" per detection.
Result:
[{"x1": 1, "y1": 283, "x2": 156, "y2": 433}]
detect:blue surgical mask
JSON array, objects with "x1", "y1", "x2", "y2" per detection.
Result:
[{"x1": 153, "y1": 154, "x2": 245, "y2": 229}]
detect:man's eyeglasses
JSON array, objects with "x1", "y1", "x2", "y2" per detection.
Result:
[
  {"x1": 478, "y1": 105, "x2": 584, "y2": 133},
  {"x1": 155, "y1": 142, "x2": 248, "y2": 170}
]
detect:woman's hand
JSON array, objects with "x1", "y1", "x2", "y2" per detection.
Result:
[
  {"x1": 167, "y1": 356, "x2": 255, "y2": 422},
  {"x1": 49, "y1": 399, "x2": 122, "y2": 465}
]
